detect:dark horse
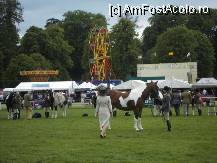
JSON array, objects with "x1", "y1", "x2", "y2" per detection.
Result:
[
  {"x1": 6, "y1": 92, "x2": 22, "y2": 119},
  {"x1": 46, "y1": 90, "x2": 67, "y2": 118},
  {"x1": 6, "y1": 92, "x2": 15, "y2": 119},
  {"x1": 108, "y1": 81, "x2": 161, "y2": 131}
]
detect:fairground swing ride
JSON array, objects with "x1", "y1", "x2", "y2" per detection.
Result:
[{"x1": 89, "y1": 27, "x2": 111, "y2": 81}]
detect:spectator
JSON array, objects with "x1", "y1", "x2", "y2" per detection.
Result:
[
  {"x1": 195, "y1": 90, "x2": 203, "y2": 116},
  {"x1": 182, "y1": 90, "x2": 192, "y2": 116},
  {"x1": 24, "y1": 91, "x2": 32, "y2": 120},
  {"x1": 92, "y1": 93, "x2": 97, "y2": 108},
  {"x1": 13, "y1": 92, "x2": 22, "y2": 119},
  {"x1": 43, "y1": 94, "x2": 50, "y2": 118},
  {"x1": 68, "y1": 94, "x2": 73, "y2": 107},
  {"x1": 80, "y1": 92, "x2": 86, "y2": 103},
  {"x1": 191, "y1": 90, "x2": 196, "y2": 116},
  {"x1": 171, "y1": 89, "x2": 182, "y2": 116}
]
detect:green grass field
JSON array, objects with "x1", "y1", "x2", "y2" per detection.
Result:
[{"x1": 0, "y1": 104, "x2": 217, "y2": 163}]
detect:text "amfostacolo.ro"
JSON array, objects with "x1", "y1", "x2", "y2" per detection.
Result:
[{"x1": 109, "y1": 4, "x2": 210, "y2": 17}]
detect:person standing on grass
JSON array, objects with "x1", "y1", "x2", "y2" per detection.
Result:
[
  {"x1": 13, "y1": 92, "x2": 23, "y2": 119},
  {"x1": 43, "y1": 94, "x2": 50, "y2": 118},
  {"x1": 195, "y1": 90, "x2": 203, "y2": 116},
  {"x1": 171, "y1": 89, "x2": 182, "y2": 116},
  {"x1": 96, "y1": 85, "x2": 112, "y2": 138},
  {"x1": 24, "y1": 91, "x2": 32, "y2": 120},
  {"x1": 182, "y1": 89, "x2": 192, "y2": 116},
  {"x1": 161, "y1": 86, "x2": 172, "y2": 132},
  {"x1": 92, "y1": 93, "x2": 97, "y2": 108}
]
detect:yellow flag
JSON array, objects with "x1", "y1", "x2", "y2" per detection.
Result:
[{"x1": 168, "y1": 51, "x2": 174, "y2": 56}]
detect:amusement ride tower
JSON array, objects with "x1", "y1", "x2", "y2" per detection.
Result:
[{"x1": 89, "y1": 27, "x2": 111, "y2": 81}]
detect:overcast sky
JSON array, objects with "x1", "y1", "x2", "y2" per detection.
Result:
[{"x1": 18, "y1": 0, "x2": 217, "y2": 38}]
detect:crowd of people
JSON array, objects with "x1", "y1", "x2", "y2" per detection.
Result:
[
  {"x1": 5, "y1": 90, "x2": 75, "y2": 120},
  {"x1": 153, "y1": 88, "x2": 215, "y2": 132},
  {"x1": 153, "y1": 88, "x2": 212, "y2": 118}
]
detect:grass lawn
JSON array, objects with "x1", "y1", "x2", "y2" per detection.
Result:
[{"x1": 0, "y1": 104, "x2": 217, "y2": 163}]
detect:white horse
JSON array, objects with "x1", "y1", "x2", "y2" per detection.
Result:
[{"x1": 52, "y1": 92, "x2": 67, "y2": 118}]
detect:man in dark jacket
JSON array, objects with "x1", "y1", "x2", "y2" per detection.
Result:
[
  {"x1": 171, "y1": 90, "x2": 182, "y2": 116},
  {"x1": 161, "y1": 86, "x2": 172, "y2": 132}
]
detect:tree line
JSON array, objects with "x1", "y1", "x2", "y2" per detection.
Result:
[{"x1": 1, "y1": 0, "x2": 217, "y2": 88}]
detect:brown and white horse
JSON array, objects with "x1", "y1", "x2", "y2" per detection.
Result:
[{"x1": 108, "y1": 81, "x2": 162, "y2": 131}]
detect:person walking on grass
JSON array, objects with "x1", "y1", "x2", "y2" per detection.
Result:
[
  {"x1": 161, "y1": 86, "x2": 172, "y2": 132},
  {"x1": 96, "y1": 85, "x2": 112, "y2": 138},
  {"x1": 24, "y1": 91, "x2": 32, "y2": 120}
]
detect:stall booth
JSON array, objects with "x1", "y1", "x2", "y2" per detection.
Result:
[
  {"x1": 75, "y1": 82, "x2": 96, "y2": 103},
  {"x1": 13, "y1": 81, "x2": 78, "y2": 109},
  {"x1": 192, "y1": 78, "x2": 217, "y2": 116}
]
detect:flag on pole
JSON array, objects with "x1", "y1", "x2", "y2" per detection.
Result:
[
  {"x1": 138, "y1": 55, "x2": 142, "y2": 59},
  {"x1": 187, "y1": 52, "x2": 191, "y2": 58}
]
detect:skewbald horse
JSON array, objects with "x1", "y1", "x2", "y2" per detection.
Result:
[
  {"x1": 47, "y1": 91, "x2": 67, "y2": 118},
  {"x1": 108, "y1": 81, "x2": 161, "y2": 131}
]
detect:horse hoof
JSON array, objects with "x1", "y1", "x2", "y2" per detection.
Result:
[
  {"x1": 100, "y1": 134, "x2": 104, "y2": 138},
  {"x1": 139, "y1": 129, "x2": 144, "y2": 132}
]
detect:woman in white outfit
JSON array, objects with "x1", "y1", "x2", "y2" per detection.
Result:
[{"x1": 96, "y1": 86, "x2": 112, "y2": 138}]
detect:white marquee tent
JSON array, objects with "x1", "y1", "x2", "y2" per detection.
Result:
[
  {"x1": 96, "y1": 83, "x2": 115, "y2": 89},
  {"x1": 3, "y1": 88, "x2": 14, "y2": 92},
  {"x1": 157, "y1": 78, "x2": 191, "y2": 89},
  {"x1": 112, "y1": 80, "x2": 146, "y2": 90},
  {"x1": 192, "y1": 78, "x2": 217, "y2": 88},
  {"x1": 77, "y1": 82, "x2": 96, "y2": 90},
  {"x1": 13, "y1": 81, "x2": 78, "y2": 93}
]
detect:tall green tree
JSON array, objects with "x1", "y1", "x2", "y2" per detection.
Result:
[
  {"x1": 45, "y1": 25, "x2": 73, "y2": 69},
  {"x1": 0, "y1": 0, "x2": 23, "y2": 87},
  {"x1": 194, "y1": 31, "x2": 215, "y2": 77},
  {"x1": 45, "y1": 18, "x2": 61, "y2": 28},
  {"x1": 141, "y1": 26, "x2": 158, "y2": 63},
  {"x1": 110, "y1": 18, "x2": 141, "y2": 80},
  {"x1": 6, "y1": 53, "x2": 52, "y2": 86},
  {"x1": 141, "y1": 10, "x2": 187, "y2": 63},
  {"x1": 142, "y1": 8, "x2": 217, "y2": 77},
  {"x1": 63, "y1": 10, "x2": 107, "y2": 80},
  {"x1": 154, "y1": 26, "x2": 215, "y2": 77},
  {"x1": 20, "y1": 26, "x2": 50, "y2": 54},
  {"x1": 186, "y1": 9, "x2": 217, "y2": 76},
  {"x1": 81, "y1": 39, "x2": 91, "y2": 80},
  {"x1": 20, "y1": 25, "x2": 73, "y2": 81}
]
